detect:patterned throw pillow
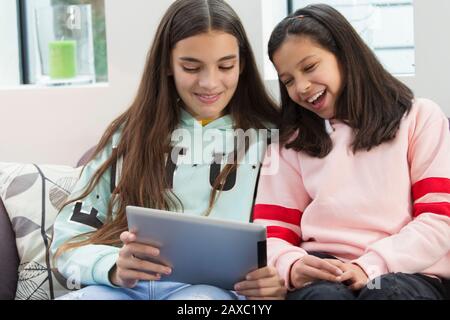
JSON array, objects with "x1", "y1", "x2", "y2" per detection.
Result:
[{"x1": 0, "y1": 162, "x2": 82, "y2": 300}]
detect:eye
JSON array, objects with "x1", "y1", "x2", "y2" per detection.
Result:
[
  {"x1": 219, "y1": 65, "x2": 235, "y2": 71},
  {"x1": 304, "y1": 63, "x2": 317, "y2": 72},
  {"x1": 282, "y1": 78, "x2": 293, "y2": 87},
  {"x1": 182, "y1": 66, "x2": 200, "y2": 73}
]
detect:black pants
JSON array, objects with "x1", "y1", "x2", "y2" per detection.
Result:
[{"x1": 287, "y1": 252, "x2": 448, "y2": 300}]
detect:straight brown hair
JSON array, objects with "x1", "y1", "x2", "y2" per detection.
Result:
[
  {"x1": 56, "y1": 0, "x2": 279, "y2": 255},
  {"x1": 268, "y1": 4, "x2": 413, "y2": 158}
]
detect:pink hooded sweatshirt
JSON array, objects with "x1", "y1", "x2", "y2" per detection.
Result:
[{"x1": 254, "y1": 99, "x2": 450, "y2": 289}]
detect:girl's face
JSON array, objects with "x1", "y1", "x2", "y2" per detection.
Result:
[
  {"x1": 272, "y1": 35, "x2": 343, "y2": 119},
  {"x1": 171, "y1": 31, "x2": 241, "y2": 121}
]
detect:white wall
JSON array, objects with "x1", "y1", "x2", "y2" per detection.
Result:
[
  {"x1": 0, "y1": 0, "x2": 448, "y2": 166},
  {"x1": 403, "y1": 0, "x2": 450, "y2": 111}
]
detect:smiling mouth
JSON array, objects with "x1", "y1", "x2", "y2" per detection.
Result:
[
  {"x1": 195, "y1": 93, "x2": 222, "y2": 104},
  {"x1": 307, "y1": 90, "x2": 326, "y2": 105}
]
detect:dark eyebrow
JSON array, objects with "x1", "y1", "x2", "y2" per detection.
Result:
[
  {"x1": 218, "y1": 55, "x2": 238, "y2": 62},
  {"x1": 279, "y1": 55, "x2": 316, "y2": 78},
  {"x1": 179, "y1": 55, "x2": 238, "y2": 63}
]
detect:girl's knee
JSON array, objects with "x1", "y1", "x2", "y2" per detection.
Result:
[
  {"x1": 358, "y1": 274, "x2": 405, "y2": 300},
  {"x1": 288, "y1": 281, "x2": 355, "y2": 300},
  {"x1": 166, "y1": 284, "x2": 238, "y2": 300},
  {"x1": 358, "y1": 273, "x2": 443, "y2": 300},
  {"x1": 56, "y1": 285, "x2": 134, "y2": 300}
]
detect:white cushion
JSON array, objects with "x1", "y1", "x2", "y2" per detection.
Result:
[{"x1": 0, "y1": 162, "x2": 81, "y2": 300}]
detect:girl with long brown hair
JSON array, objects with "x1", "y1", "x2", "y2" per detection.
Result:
[
  {"x1": 254, "y1": 4, "x2": 449, "y2": 300},
  {"x1": 50, "y1": 0, "x2": 286, "y2": 300}
]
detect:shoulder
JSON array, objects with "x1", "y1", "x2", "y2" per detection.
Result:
[
  {"x1": 404, "y1": 98, "x2": 447, "y2": 132},
  {"x1": 404, "y1": 98, "x2": 449, "y2": 143},
  {"x1": 408, "y1": 98, "x2": 447, "y2": 123}
]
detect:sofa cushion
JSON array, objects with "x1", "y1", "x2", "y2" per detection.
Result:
[
  {"x1": 0, "y1": 162, "x2": 81, "y2": 300},
  {"x1": 0, "y1": 197, "x2": 19, "y2": 300},
  {"x1": 76, "y1": 146, "x2": 96, "y2": 168}
]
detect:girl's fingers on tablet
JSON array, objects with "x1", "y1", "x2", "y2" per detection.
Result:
[
  {"x1": 129, "y1": 259, "x2": 172, "y2": 276},
  {"x1": 118, "y1": 252, "x2": 171, "y2": 275},
  {"x1": 127, "y1": 242, "x2": 160, "y2": 258},
  {"x1": 120, "y1": 231, "x2": 135, "y2": 244},
  {"x1": 235, "y1": 276, "x2": 280, "y2": 291},
  {"x1": 245, "y1": 266, "x2": 276, "y2": 280}
]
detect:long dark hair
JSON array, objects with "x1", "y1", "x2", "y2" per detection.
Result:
[
  {"x1": 57, "y1": 0, "x2": 279, "y2": 253},
  {"x1": 268, "y1": 4, "x2": 413, "y2": 158}
]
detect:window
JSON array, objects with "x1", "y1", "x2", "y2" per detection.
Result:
[
  {"x1": 0, "y1": 0, "x2": 21, "y2": 86},
  {"x1": 288, "y1": 0, "x2": 415, "y2": 75},
  {"x1": 0, "y1": 0, "x2": 107, "y2": 87}
]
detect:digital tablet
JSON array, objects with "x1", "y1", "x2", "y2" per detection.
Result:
[{"x1": 126, "y1": 206, "x2": 267, "y2": 290}]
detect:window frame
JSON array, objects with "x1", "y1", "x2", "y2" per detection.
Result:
[{"x1": 0, "y1": 0, "x2": 22, "y2": 86}]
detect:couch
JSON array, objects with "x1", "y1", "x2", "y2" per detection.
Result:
[
  {"x1": 0, "y1": 148, "x2": 95, "y2": 300},
  {"x1": 1, "y1": 120, "x2": 449, "y2": 300}
]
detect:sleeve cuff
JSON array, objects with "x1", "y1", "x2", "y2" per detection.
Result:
[
  {"x1": 274, "y1": 251, "x2": 305, "y2": 291},
  {"x1": 92, "y1": 251, "x2": 120, "y2": 287},
  {"x1": 352, "y1": 251, "x2": 388, "y2": 281}
]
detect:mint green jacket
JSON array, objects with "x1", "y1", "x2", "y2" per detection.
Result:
[{"x1": 50, "y1": 109, "x2": 271, "y2": 287}]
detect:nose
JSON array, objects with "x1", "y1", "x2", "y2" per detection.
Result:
[
  {"x1": 295, "y1": 78, "x2": 311, "y2": 98},
  {"x1": 198, "y1": 68, "x2": 220, "y2": 91}
]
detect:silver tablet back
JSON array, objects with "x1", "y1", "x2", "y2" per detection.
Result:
[{"x1": 126, "y1": 205, "x2": 267, "y2": 290}]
